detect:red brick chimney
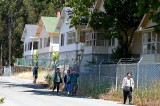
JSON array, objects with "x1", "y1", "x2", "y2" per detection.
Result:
[{"x1": 57, "y1": 12, "x2": 60, "y2": 18}]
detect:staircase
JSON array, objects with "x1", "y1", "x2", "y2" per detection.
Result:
[{"x1": 140, "y1": 54, "x2": 160, "y2": 64}]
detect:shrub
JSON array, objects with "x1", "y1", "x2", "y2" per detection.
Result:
[{"x1": 0, "y1": 98, "x2": 5, "y2": 103}]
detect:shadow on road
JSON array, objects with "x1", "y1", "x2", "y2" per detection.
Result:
[
  {"x1": 6, "y1": 83, "x2": 46, "y2": 89},
  {"x1": 5, "y1": 83, "x2": 85, "y2": 99},
  {"x1": 23, "y1": 90, "x2": 85, "y2": 98}
]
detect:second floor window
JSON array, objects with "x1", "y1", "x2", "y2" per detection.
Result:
[
  {"x1": 67, "y1": 32, "x2": 76, "y2": 45},
  {"x1": 28, "y1": 42, "x2": 32, "y2": 50},
  {"x1": 61, "y1": 34, "x2": 64, "y2": 46},
  {"x1": 40, "y1": 38, "x2": 42, "y2": 48},
  {"x1": 33, "y1": 41, "x2": 38, "y2": 50},
  {"x1": 46, "y1": 37, "x2": 50, "y2": 47}
]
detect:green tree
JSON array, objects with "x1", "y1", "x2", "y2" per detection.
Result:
[
  {"x1": 65, "y1": 0, "x2": 96, "y2": 28},
  {"x1": 90, "y1": 0, "x2": 142, "y2": 59},
  {"x1": 0, "y1": 0, "x2": 59, "y2": 65},
  {"x1": 52, "y1": 51, "x2": 59, "y2": 61},
  {"x1": 33, "y1": 50, "x2": 39, "y2": 60},
  {"x1": 137, "y1": 0, "x2": 160, "y2": 34}
]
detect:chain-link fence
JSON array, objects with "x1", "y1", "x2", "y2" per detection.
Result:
[
  {"x1": 78, "y1": 62, "x2": 160, "y2": 92},
  {"x1": 116, "y1": 63, "x2": 160, "y2": 89},
  {"x1": 78, "y1": 64, "x2": 117, "y2": 92},
  {"x1": 15, "y1": 58, "x2": 69, "y2": 69}
]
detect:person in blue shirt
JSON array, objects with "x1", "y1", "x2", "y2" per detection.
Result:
[
  {"x1": 33, "y1": 66, "x2": 38, "y2": 83},
  {"x1": 69, "y1": 70, "x2": 79, "y2": 96},
  {"x1": 64, "y1": 70, "x2": 71, "y2": 95}
]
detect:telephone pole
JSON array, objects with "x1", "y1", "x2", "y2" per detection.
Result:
[{"x1": 8, "y1": 11, "x2": 11, "y2": 66}]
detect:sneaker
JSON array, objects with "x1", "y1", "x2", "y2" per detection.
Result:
[
  {"x1": 129, "y1": 102, "x2": 133, "y2": 105},
  {"x1": 68, "y1": 92, "x2": 70, "y2": 95}
]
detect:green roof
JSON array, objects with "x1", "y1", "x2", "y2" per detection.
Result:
[{"x1": 41, "y1": 17, "x2": 59, "y2": 33}]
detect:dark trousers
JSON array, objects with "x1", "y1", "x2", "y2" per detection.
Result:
[
  {"x1": 123, "y1": 90, "x2": 132, "y2": 104},
  {"x1": 71, "y1": 82, "x2": 78, "y2": 95},
  {"x1": 53, "y1": 82, "x2": 60, "y2": 93}
]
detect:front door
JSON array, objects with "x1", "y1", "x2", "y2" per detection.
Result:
[{"x1": 142, "y1": 31, "x2": 157, "y2": 54}]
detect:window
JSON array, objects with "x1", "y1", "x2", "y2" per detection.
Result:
[
  {"x1": 40, "y1": 38, "x2": 42, "y2": 48},
  {"x1": 44, "y1": 38, "x2": 46, "y2": 47},
  {"x1": 108, "y1": 38, "x2": 115, "y2": 47},
  {"x1": 46, "y1": 37, "x2": 50, "y2": 47},
  {"x1": 28, "y1": 42, "x2": 32, "y2": 50},
  {"x1": 142, "y1": 31, "x2": 159, "y2": 54},
  {"x1": 86, "y1": 32, "x2": 107, "y2": 46},
  {"x1": 53, "y1": 37, "x2": 59, "y2": 44},
  {"x1": 67, "y1": 32, "x2": 76, "y2": 45},
  {"x1": 61, "y1": 34, "x2": 64, "y2": 46},
  {"x1": 33, "y1": 41, "x2": 38, "y2": 50},
  {"x1": 25, "y1": 43, "x2": 27, "y2": 51}
]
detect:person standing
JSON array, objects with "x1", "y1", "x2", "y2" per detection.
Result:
[
  {"x1": 53, "y1": 68, "x2": 62, "y2": 94},
  {"x1": 33, "y1": 66, "x2": 38, "y2": 83},
  {"x1": 64, "y1": 70, "x2": 71, "y2": 95},
  {"x1": 122, "y1": 72, "x2": 134, "y2": 105},
  {"x1": 69, "y1": 70, "x2": 79, "y2": 96}
]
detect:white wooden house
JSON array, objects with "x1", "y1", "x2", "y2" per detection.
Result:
[
  {"x1": 136, "y1": 10, "x2": 160, "y2": 63},
  {"x1": 21, "y1": 24, "x2": 39, "y2": 59},
  {"x1": 36, "y1": 17, "x2": 59, "y2": 59},
  {"x1": 56, "y1": 7, "x2": 87, "y2": 65}
]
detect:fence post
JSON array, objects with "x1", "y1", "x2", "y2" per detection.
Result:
[
  {"x1": 116, "y1": 64, "x2": 118, "y2": 90},
  {"x1": 137, "y1": 57, "x2": 143, "y2": 89},
  {"x1": 99, "y1": 64, "x2": 101, "y2": 88},
  {"x1": 99, "y1": 60, "x2": 105, "y2": 88},
  {"x1": 137, "y1": 63, "x2": 139, "y2": 89}
]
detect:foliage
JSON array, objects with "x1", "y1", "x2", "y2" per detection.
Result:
[
  {"x1": 101, "y1": 82, "x2": 160, "y2": 105},
  {"x1": 44, "y1": 73, "x2": 53, "y2": 87},
  {"x1": 111, "y1": 47, "x2": 131, "y2": 60},
  {"x1": 137, "y1": 0, "x2": 160, "y2": 34},
  {"x1": 52, "y1": 51, "x2": 59, "y2": 61},
  {"x1": 33, "y1": 50, "x2": 39, "y2": 60},
  {"x1": 0, "y1": 0, "x2": 60, "y2": 66},
  {"x1": 90, "y1": 0, "x2": 142, "y2": 59},
  {"x1": 37, "y1": 0, "x2": 65, "y2": 12},
  {"x1": 65, "y1": 0, "x2": 96, "y2": 28},
  {"x1": 0, "y1": 97, "x2": 5, "y2": 103}
]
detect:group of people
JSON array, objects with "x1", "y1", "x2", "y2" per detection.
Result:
[
  {"x1": 53, "y1": 68, "x2": 79, "y2": 95},
  {"x1": 33, "y1": 65, "x2": 135, "y2": 104}
]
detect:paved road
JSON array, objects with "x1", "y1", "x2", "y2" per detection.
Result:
[{"x1": 0, "y1": 77, "x2": 125, "y2": 106}]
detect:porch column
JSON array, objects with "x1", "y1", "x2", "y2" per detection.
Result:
[{"x1": 32, "y1": 40, "x2": 34, "y2": 57}]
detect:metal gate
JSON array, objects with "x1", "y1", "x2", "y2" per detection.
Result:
[{"x1": 4, "y1": 66, "x2": 12, "y2": 76}]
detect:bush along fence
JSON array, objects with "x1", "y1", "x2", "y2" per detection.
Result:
[{"x1": 15, "y1": 58, "x2": 160, "y2": 95}]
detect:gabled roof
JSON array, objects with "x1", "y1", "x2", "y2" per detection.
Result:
[
  {"x1": 137, "y1": 13, "x2": 151, "y2": 31},
  {"x1": 55, "y1": 7, "x2": 73, "y2": 31},
  {"x1": 137, "y1": 11, "x2": 158, "y2": 32},
  {"x1": 36, "y1": 17, "x2": 59, "y2": 36},
  {"x1": 55, "y1": 7, "x2": 90, "y2": 31},
  {"x1": 21, "y1": 24, "x2": 38, "y2": 41},
  {"x1": 86, "y1": 0, "x2": 104, "y2": 29}
]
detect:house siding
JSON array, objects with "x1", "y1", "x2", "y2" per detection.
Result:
[{"x1": 130, "y1": 32, "x2": 142, "y2": 55}]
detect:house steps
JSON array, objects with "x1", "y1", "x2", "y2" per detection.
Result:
[{"x1": 140, "y1": 54, "x2": 160, "y2": 64}]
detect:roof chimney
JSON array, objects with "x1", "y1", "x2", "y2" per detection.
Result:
[{"x1": 57, "y1": 12, "x2": 60, "y2": 18}]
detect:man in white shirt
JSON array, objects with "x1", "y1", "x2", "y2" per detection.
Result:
[{"x1": 122, "y1": 72, "x2": 134, "y2": 105}]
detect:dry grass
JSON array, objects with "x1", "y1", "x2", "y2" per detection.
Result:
[
  {"x1": 13, "y1": 68, "x2": 53, "y2": 84},
  {"x1": 100, "y1": 84, "x2": 160, "y2": 106}
]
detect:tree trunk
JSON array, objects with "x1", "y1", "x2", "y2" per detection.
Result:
[{"x1": 0, "y1": 45, "x2": 2, "y2": 68}]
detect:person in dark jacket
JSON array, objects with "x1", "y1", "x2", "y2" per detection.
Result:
[
  {"x1": 53, "y1": 68, "x2": 62, "y2": 94},
  {"x1": 64, "y1": 70, "x2": 71, "y2": 94},
  {"x1": 33, "y1": 66, "x2": 38, "y2": 83},
  {"x1": 69, "y1": 70, "x2": 79, "y2": 96}
]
